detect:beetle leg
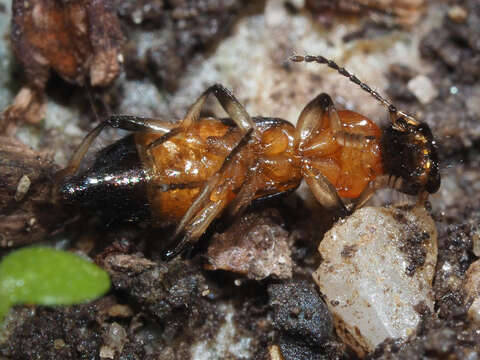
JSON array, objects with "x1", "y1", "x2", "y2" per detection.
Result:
[
  {"x1": 58, "y1": 115, "x2": 177, "y2": 181},
  {"x1": 297, "y1": 93, "x2": 377, "y2": 151},
  {"x1": 104, "y1": 115, "x2": 176, "y2": 134},
  {"x1": 224, "y1": 168, "x2": 261, "y2": 220},
  {"x1": 295, "y1": 93, "x2": 332, "y2": 150},
  {"x1": 164, "y1": 128, "x2": 255, "y2": 260},
  {"x1": 296, "y1": 94, "x2": 348, "y2": 217},
  {"x1": 164, "y1": 198, "x2": 229, "y2": 259},
  {"x1": 181, "y1": 84, "x2": 255, "y2": 132},
  {"x1": 146, "y1": 84, "x2": 257, "y2": 157},
  {"x1": 302, "y1": 160, "x2": 349, "y2": 219},
  {"x1": 144, "y1": 84, "x2": 258, "y2": 164},
  {"x1": 159, "y1": 85, "x2": 259, "y2": 258},
  {"x1": 324, "y1": 97, "x2": 377, "y2": 148},
  {"x1": 173, "y1": 164, "x2": 259, "y2": 247},
  {"x1": 55, "y1": 122, "x2": 107, "y2": 181}
]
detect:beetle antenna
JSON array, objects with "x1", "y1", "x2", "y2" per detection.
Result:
[{"x1": 290, "y1": 54, "x2": 419, "y2": 126}]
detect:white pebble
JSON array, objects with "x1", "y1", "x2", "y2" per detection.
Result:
[
  {"x1": 407, "y1": 75, "x2": 438, "y2": 104},
  {"x1": 99, "y1": 346, "x2": 115, "y2": 359},
  {"x1": 313, "y1": 206, "x2": 437, "y2": 357}
]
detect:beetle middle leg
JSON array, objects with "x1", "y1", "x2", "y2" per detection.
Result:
[
  {"x1": 295, "y1": 94, "x2": 349, "y2": 217},
  {"x1": 158, "y1": 85, "x2": 258, "y2": 259},
  {"x1": 164, "y1": 130, "x2": 257, "y2": 259},
  {"x1": 145, "y1": 84, "x2": 256, "y2": 151},
  {"x1": 296, "y1": 93, "x2": 382, "y2": 216}
]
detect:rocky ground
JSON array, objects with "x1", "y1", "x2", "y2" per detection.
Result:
[{"x1": 0, "y1": 0, "x2": 480, "y2": 359}]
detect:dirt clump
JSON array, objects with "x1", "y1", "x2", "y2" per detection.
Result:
[
  {"x1": 268, "y1": 279, "x2": 340, "y2": 359},
  {"x1": 206, "y1": 208, "x2": 293, "y2": 280}
]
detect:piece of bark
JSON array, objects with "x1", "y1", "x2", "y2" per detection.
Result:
[{"x1": 0, "y1": 136, "x2": 62, "y2": 247}]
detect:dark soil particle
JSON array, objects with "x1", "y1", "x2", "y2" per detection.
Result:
[
  {"x1": 278, "y1": 335, "x2": 346, "y2": 360},
  {"x1": 420, "y1": 0, "x2": 480, "y2": 84},
  {"x1": 268, "y1": 279, "x2": 335, "y2": 358},
  {"x1": 101, "y1": 252, "x2": 212, "y2": 327},
  {"x1": 341, "y1": 244, "x2": 358, "y2": 258},
  {"x1": 371, "y1": 317, "x2": 480, "y2": 359},
  {"x1": 434, "y1": 220, "x2": 477, "y2": 319},
  {"x1": 0, "y1": 297, "x2": 129, "y2": 360},
  {"x1": 428, "y1": 151, "x2": 480, "y2": 321},
  {"x1": 391, "y1": 207, "x2": 429, "y2": 277}
]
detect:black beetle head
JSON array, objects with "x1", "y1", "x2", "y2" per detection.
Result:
[{"x1": 381, "y1": 122, "x2": 440, "y2": 196}]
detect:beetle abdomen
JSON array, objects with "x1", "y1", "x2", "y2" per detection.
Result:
[{"x1": 59, "y1": 135, "x2": 151, "y2": 224}]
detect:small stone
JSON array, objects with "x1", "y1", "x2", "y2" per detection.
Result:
[
  {"x1": 268, "y1": 344, "x2": 284, "y2": 360},
  {"x1": 206, "y1": 209, "x2": 292, "y2": 280},
  {"x1": 107, "y1": 304, "x2": 133, "y2": 318},
  {"x1": 53, "y1": 338, "x2": 65, "y2": 349},
  {"x1": 448, "y1": 5, "x2": 468, "y2": 23},
  {"x1": 268, "y1": 280, "x2": 333, "y2": 347},
  {"x1": 104, "y1": 322, "x2": 127, "y2": 354},
  {"x1": 313, "y1": 206, "x2": 437, "y2": 357},
  {"x1": 99, "y1": 345, "x2": 115, "y2": 359},
  {"x1": 407, "y1": 75, "x2": 438, "y2": 104}
]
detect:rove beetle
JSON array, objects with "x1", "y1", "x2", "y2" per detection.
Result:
[{"x1": 56, "y1": 55, "x2": 440, "y2": 259}]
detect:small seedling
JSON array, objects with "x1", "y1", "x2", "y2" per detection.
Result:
[{"x1": 0, "y1": 246, "x2": 110, "y2": 322}]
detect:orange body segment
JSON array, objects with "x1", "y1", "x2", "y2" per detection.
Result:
[{"x1": 303, "y1": 110, "x2": 383, "y2": 198}]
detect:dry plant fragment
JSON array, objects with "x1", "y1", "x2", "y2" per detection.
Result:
[
  {"x1": 0, "y1": 137, "x2": 60, "y2": 247},
  {"x1": 2, "y1": 0, "x2": 123, "y2": 133}
]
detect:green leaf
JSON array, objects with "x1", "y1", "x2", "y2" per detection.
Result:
[{"x1": 0, "y1": 246, "x2": 110, "y2": 321}]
